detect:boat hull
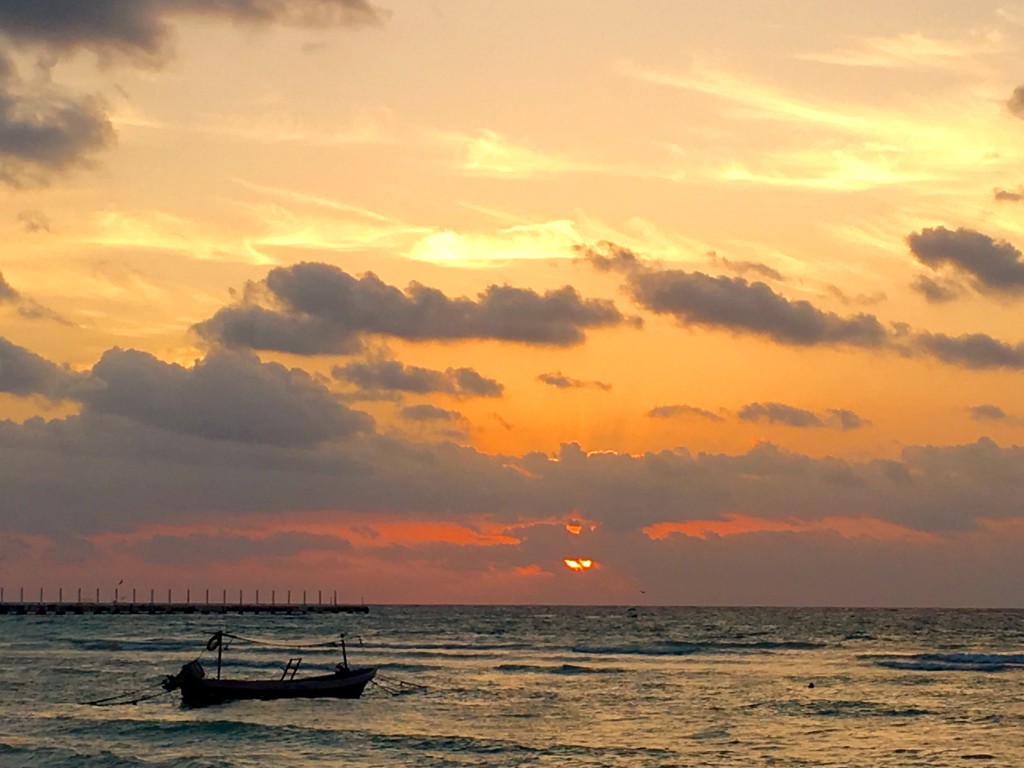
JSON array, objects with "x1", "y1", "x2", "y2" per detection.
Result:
[{"x1": 178, "y1": 667, "x2": 376, "y2": 707}]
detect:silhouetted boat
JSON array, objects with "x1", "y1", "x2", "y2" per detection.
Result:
[{"x1": 162, "y1": 631, "x2": 376, "y2": 707}]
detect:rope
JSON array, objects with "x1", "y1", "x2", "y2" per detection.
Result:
[
  {"x1": 220, "y1": 632, "x2": 348, "y2": 649},
  {"x1": 371, "y1": 674, "x2": 428, "y2": 696},
  {"x1": 79, "y1": 680, "x2": 170, "y2": 707}
]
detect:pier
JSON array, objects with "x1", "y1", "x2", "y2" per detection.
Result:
[
  {"x1": 0, "y1": 588, "x2": 368, "y2": 616},
  {"x1": 0, "y1": 601, "x2": 368, "y2": 616}
]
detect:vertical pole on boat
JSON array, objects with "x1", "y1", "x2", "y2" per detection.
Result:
[
  {"x1": 215, "y1": 631, "x2": 223, "y2": 680},
  {"x1": 272, "y1": 590, "x2": 275, "y2": 606},
  {"x1": 187, "y1": 589, "x2": 190, "y2": 604},
  {"x1": 333, "y1": 590, "x2": 337, "y2": 605},
  {"x1": 59, "y1": 587, "x2": 63, "y2": 604},
  {"x1": 287, "y1": 590, "x2": 291, "y2": 605},
  {"x1": 206, "y1": 589, "x2": 209, "y2": 605},
  {"x1": 222, "y1": 589, "x2": 226, "y2": 606},
  {"x1": 19, "y1": 587, "x2": 23, "y2": 603},
  {"x1": 78, "y1": 587, "x2": 81, "y2": 603},
  {"x1": 39, "y1": 587, "x2": 43, "y2": 604},
  {"x1": 318, "y1": 590, "x2": 322, "y2": 605},
  {"x1": 96, "y1": 587, "x2": 99, "y2": 603},
  {"x1": 132, "y1": 588, "x2": 136, "y2": 603},
  {"x1": 150, "y1": 588, "x2": 155, "y2": 604}
]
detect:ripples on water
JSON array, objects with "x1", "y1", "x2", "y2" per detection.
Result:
[{"x1": 0, "y1": 607, "x2": 1022, "y2": 767}]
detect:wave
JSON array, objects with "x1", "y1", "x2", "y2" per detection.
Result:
[
  {"x1": 494, "y1": 663, "x2": 626, "y2": 675},
  {"x1": 867, "y1": 652, "x2": 1024, "y2": 672},
  {"x1": 572, "y1": 639, "x2": 826, "y2": 657},
  {"x1": 0, "y1": 742, "x2": 233, "y2": 768}
]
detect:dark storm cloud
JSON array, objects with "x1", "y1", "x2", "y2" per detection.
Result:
[
  {"x1": 969, "y1": 404, "x2": 1008, "y2": 422},
  {"x1": 739, "y1": 402, "x2": 824, "y2": 428},
  {"x1": 537, "y1": 371, "x2": 612, "y2": 391},
  {"x1": 646, "y1": 404, "x2": 724, "y2": 422},
  {"x1": 334, "y1": 359, "x2": 503, "y2": 398},
  {"x1": 906, "y1": 226, "x2": 1024, "y2": 295},
  {"x1": 1007, "y1": 85, "x2": 1024, "y2": 119},
  {"x1": 194, "y1": 262, "x2": 628, "y2": 352},
  {"x1": 914, "y1": 332, "x2": 1024, "y2": 369},
  {"x1": 0, "y1": 53, "x2": 114, "y2": 186},
  {"x1": 910, "y1": 274, "x2": 963, "y2": 304},
  {"x1": 0, "y1": 1, "x2": 382, "y2": 64},
  {"x1": 83, "y1": 347, "x2": 372, "y2": 446},
  {"x1": 0, "y1": 336, "x2": 83, "y2": 399},
  {"x1": 628, "y1": 269, "x2": 889, "y2": 348},
  {"x1": 400, "y1": 404, "x2": 461, "y2": 422}
]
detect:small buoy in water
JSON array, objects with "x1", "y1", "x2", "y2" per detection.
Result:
[{"x1": 807, "y1": 682, "x2": 815, "y2": 689}]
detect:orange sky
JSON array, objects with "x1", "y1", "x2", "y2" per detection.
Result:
[{"x1": 4, "y1": 1, "x2": 1024, "y2": 605}]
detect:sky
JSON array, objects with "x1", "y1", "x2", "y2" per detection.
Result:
[{"x1": 4, "y1": 1, "x2": 1024, "y2": 606}]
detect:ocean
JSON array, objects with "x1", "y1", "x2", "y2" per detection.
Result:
[{"x1": 0, "y1": 606, "x2": 1022, "y2": 767}]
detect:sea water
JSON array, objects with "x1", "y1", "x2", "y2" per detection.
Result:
[{"x1": 0, "y1": 606, "x2": 1022, "y2": 767}]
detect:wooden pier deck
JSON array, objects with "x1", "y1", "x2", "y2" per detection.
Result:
[{"x1": 0, "y1": 601, "x2": 368, "y2": 616}]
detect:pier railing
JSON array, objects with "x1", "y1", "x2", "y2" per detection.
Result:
[{"x1": 0, "y1": 587, "x2": 368, "y2": 615}]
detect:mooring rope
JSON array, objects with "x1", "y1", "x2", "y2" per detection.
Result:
[
  {"x1": 219, "y1": 631, "x2": 360, "y2": 650},
  {"x1": 79, "y1": 680, "x2": 171, "y2": 707},
  {"x1": 371, "y1": 673, "x2": 428, "y2": 696}
]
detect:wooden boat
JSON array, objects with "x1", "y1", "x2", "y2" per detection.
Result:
[{"x1": 162, "y1": 631, "x2": 376, "y2": 707}]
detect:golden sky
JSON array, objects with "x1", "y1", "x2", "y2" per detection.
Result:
[{"x1": 4, "y1": 1, "x2": 1024, "y2": 605}]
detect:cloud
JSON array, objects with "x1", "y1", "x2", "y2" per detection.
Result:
[
  {"x1": 130, "y1": 531, "x2": 352, "y2": 566},
  {"x1": 194, "y1": 262, "x2": 629, "y2": 353},
  {"x1": 709, "y1": 252, "x2": 783, "y2": 282},
  {"x1": 969, "y1": 404, "x2": 1008, "y2": 422},
  {"x1": 914, "y1": 332, "x2": 1024, "y2": 369},
  {"x1": 0, "y1": 271, "x2": 70, "y2": 324},
  {"x1": 826, "y1": 409, "x2": 870, "y2": 431},
  {"x1": 0, "y1": 336, "x2": 84, "y2": 399},
  {"x1": 83, "y1": 347, "x2": 373, "y2": 446},
  {"x1": 910, "y1": 274, "x2": 963, "y2": 304},
  {"x1": 399, "y1": 404, "x2": 462, "y2": 422},
  {"x1": 628, "y1": 268, "x2": 889, "y2": 348},
  {"x1": 739, "y1": 402, "x2": 824, "y2": 428},
  {"x1": 1008, "y1": 85, "x2": 1024, "y2": 119},
  {"x1": 574, "y1": 241, "x2": 643, "y2": 274},
  {"x1": 0, "y1": 53, "x2": 114, "y2": 186},
  {"x1": 646, "y1": 404, "x2": 724, "y2": 422},
  {"x1": 0, "y1": 1, "x2": 382, "y2": 65},
  {"x1": 17, "y1": 209, "x2": 50, "y2": 232},
  {"x1": 537, "y1": 371, "x2": 612, "y2": 391},
  {"x1": 907, "y1": 226, "x2": 1024, "y2": 295},
  {"x1": 580, "y1": 242, "x2": 889, "y2": 349},
  {"x1": 0, "y1": 272, "x2": 17, "y2": 303},
  {"x1": 0, "y1": 2, "x2": 381, "y2": 183},
  {"x1": 738, "y1": 402, "x2": 868, "y2": 430},
  {"x1": 334, "y1": 359, "x2": 503, "y2": 398},
  {"x1": 994, "y1": 187, "x2": 1024, "y2": 202}
]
